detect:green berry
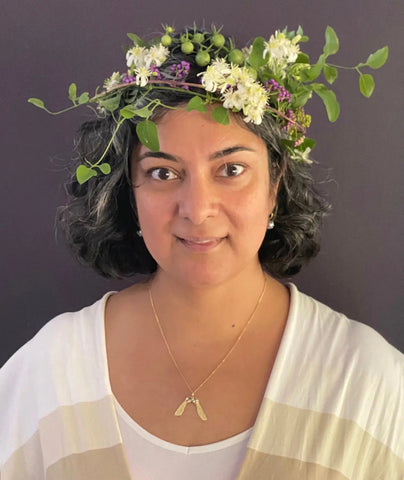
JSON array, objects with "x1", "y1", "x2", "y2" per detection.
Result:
[
  {"x1": 181, "y1": 41, "x2": 194, "y2": 54},
  {"x1": 228, "y1": 49, "x2": 244, "y2": 65},
  {"x1": 195, "y1": 50, "x2": 211, "y2": 66},
  {"x1": 161, "y1": 34, "x2": 172, "y2": 47},
  {"x1": 211, "y1": 33, "x2": 225, "y2": 48},
  {"x1": 193, "y1": 32, "x2": 205, "y2": 43}
]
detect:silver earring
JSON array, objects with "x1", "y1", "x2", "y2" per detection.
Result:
[
  {"x1": 136, "y1": 229, "x2": 143, "y2": 237},
  {"x1": 267, "y1": 213, "x2": 275, "y2": 230}
]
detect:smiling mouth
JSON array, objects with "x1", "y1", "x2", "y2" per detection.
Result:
[{"x1": 175, "y1": 236, "x2": 226, "y2": 251}]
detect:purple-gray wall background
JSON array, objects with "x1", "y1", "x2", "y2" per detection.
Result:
[{"x1": 1, "y1": 0, "x2": 403, "y2": 365}]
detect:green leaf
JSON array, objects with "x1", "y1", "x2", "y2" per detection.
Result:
[
  {"x1": 134, "y1": 106, "x2": 153, "y2": 118},
  {"x1": 323, "y1": 26, "x2": 339, "y2": 56},
  {"x1": 300, "y1": 137, "x2": 316, "y2": 150},
  {"x1": 302, "y1": 53, "x2": 326, "y2": 81},
  {"x1": 359, "y1": 73, "x2": 375, "y2": 97},
  {"x1": 120, "y1": 105, "x2": 137, "y2": 119},
  {"x1": 249, "y1": 36, "x2": 268, "y2": 69},
  {"x1": 78, "y1": 92, "x2": 90, "y2": 104},
  {"x1": 211, "y1": 105, "x2": 229, "y2": 125},
  {"x1": 281, "y1": 139, "x2": 295, "y2": 149},
  {"x1": 291, "y1": 87, "x2": 312, "y2": 108},
  {"x1": 28, "y1": 98, "x2": 45, "y2": 109},
  {"x1": 127, "y1": 33, "x2": 144, "y2": 45},
  {"x1": 97, "y1": 163, "x2": 111, "y2": 175},
  {"x1": 76, "y1": 165, "x2": 97, "y2": 184},
  {"x1": 187, "y1": 96, "x2": 207, "y2": 113},
  {"x1": 258, "y1": 70, "x2": 272, "y2": 82},
  {"x1": 68, "y1": 83, "x2": 77, "y2": 102},
  {"x1": 323, "y1": 65, "x2": 338, "y2": 84},
  {"x1": 312, "y1": 83, "x2": 340, "y2": 122},
  {"x1": 136, "y1": 120, "x2": 160, "y2": 151},
  {"x1": 120, "y1": 105, "x2": 152, "y2": 119},
  {"x1": 365, "y1": 46, "x2": 389, "y2": 69},
  {"x1": 98, "y1": 94, "x2": 122, "y2": 112},
  {"x1": 296, "y1": 53, "x2": 309, "y2": 64}
]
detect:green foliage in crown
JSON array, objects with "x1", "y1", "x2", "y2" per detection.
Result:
[{"x1": 28, "y1": 24, "x2": 388, "y2": 184}]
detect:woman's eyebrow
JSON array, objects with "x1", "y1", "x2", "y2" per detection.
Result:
[
  {"x1": 137, "y1": 151, "x2": 178, "y2": 162},
  {"x1": 137, "y1": 145, "x2": 255, "y2": 163},
  {"x1": 210, "y1": 145, "x2": 256, "y2": 159}
]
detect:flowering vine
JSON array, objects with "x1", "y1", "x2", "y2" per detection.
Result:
[{"x1": 28, "y1": 24, "x2": 388, "y2": 184}]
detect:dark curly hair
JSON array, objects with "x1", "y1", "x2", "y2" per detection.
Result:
[{"x1": 58, "y1": 36, "x2": 330, "y2": 279}]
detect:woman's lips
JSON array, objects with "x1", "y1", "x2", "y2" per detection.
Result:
[{"x1": 176, "y1": 236, "x2": 225, "y2": 251}]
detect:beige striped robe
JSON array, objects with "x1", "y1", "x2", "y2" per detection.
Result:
[{"x1": 1, "y1": 285, "x2": 403, "y2": 479}]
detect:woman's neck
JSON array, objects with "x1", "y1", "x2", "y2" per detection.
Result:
[{"x1": 147, "y1": 265, "x2": 273, "y2": 339}]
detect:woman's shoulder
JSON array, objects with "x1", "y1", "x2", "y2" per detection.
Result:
[
  {"x1": 280, "y1": 283, "x2": 404, "y2": 412},
  {"x1": 0, "y1": 293, "x2": 115, "y2": 462},
  {"x1": 268, "y1": 284, "x2": 404, "y2": 463},
  {"x1": 0, "y1": 293, "x2": 115, "y2": 422},
  {"x1": 1, "y1": 292, "x2": 114, "y2": 373},
  {"x1": 288, "y1": 283, "x2": 403, "y2": 365},
  {"x1": 0, "y1": 292, "x2": 127, "y2": 475},
  {"x1": 255, "y1": 285, "x2": 404, "y2": 480}
]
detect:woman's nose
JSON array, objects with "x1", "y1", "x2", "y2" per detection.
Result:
[{"x1": 177, "y1": 175, "x2": 219, "y2": 225}]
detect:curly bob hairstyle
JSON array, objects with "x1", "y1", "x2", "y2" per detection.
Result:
[{"x1": 58, "y1": 36, "x2": 330, "y2": 279}]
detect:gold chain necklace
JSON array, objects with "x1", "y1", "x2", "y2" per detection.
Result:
[{"x1": 148, "y1": 277, "x2": 267, "y2": 421}]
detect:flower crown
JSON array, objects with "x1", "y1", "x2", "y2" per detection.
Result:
[{"x1": 28, "y1": 24, "x2": 388, "y2": 184}]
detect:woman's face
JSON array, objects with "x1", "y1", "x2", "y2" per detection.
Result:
[{"x1": 131, "y1": 108, "x2": 277, "y2": 287}]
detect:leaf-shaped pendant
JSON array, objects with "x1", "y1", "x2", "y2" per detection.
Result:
[
  {"x1": 174, "y1": 398, "x2": 188, "y2": 417},
  {"x1": 174, "y1": 395, "x2": 208, "y2": 421},
  {"x1": 195, "y1": 399, "x2": 208, "y2": 421}
]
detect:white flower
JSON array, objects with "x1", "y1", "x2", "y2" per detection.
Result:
[
  {"x1": 222, "y1": 85, "x2": 249, "y2": 111},
  {"x1": 242, "y1": 84, "x2": 268, "y2": 124},
  {"x1": 222, "y1": 77, "x2": 267, "y2": 124},
  {"x1": 230, "y1": 65, "x2": 255, "y2": 86},
  {"x1": 243, "y1": 105, "x2": 265, "y2": 124},
  {"x1": 199, "y1": 59, "x2": 235, "y2": 93},
  {"x1": 248, "y1": 83, "x2": 268, "y2": 105},
  {"x1": 242, "y1": 101, "x2": 266, "y2": 125},
  {"x1": 201, "y1": 59, "x2": 268, "y2": 124},
  {"x1": 104, "y1": 71, "x2": 122, "y2": 91},
  {"x1": 210, "y1": 58, "x2": 232, "y2": 76},
  {"x1": 126, "y1": 46, "x2": 147, "y2": 68},
  {"x1": 200, "y1": 64, "x2": 226, "y2": 92},
  {"x1": 144, "y1": 44, "x2": 169, "y2": 68},
  {"x1": 127, "y1": 44, "x2": 169, "y2": 70},
  {"x1": 135, "y1": 66, "x2": 152, "y2": 87},
  {"x1": 290, "y1": 147, "x2": 312, "y2": 164},
  {"x1": 264, "y1": 31, "x2": 301, "y2": 73}
]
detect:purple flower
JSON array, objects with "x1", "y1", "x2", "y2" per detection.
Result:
[
  {"x1": 122, "y1": 73, "x2": 136, "y2": 83},
  {"x1": 265, "y1": 79, "x2": 280, "y2": 91},
  {"x1": 170, "y1": 61, "x2": 191, "y2": 80},
  {"x1": 150, "y1": 64, "x2": 162, "y2": 80},
  {"x1": 282, "y1": 109, "x2": 296, "y2": 131},
  {"x1": 278, "y1": 86, "x2": 292, "y2": 102},
  {"x1": 265, "y1": 79, "x2": 291, "y2": 103}
]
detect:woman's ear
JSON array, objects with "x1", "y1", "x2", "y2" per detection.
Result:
[{"x1": 269, "y1": 174, "x2": 281, "y2": 205}]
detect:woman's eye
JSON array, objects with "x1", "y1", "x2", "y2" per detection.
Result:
[
  {"x1": 149, "y1": 168, "x2": 178, "y2": 181},
  {"x1": 219, "y1": 163, "x2": 245, "y2": 177}
]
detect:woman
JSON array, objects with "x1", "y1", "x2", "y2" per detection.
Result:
[{"x1": 1, "y1": 25, "x2": 403, "y2": 479}]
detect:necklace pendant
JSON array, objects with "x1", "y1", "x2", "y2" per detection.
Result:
[{"x1": 174, "y1": 395, "x2": 207, "y2": 421}]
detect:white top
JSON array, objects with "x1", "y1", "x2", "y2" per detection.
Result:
[
  {"x1": 115, "y1": 398, "x2": 252, "y2": 480},
  {"x1": 1, "y1": 284, "x2": 403, "y2": 479}
]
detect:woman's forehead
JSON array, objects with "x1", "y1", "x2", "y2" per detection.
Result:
[{"x1": 139, "y1": 108, "x2": 267, "y2": 157}]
